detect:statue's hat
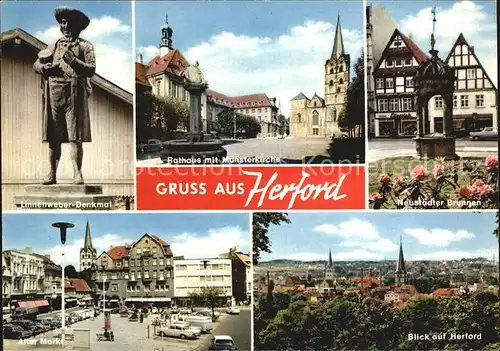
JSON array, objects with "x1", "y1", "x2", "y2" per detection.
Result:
[{"x1": 54, "y1": 7, "x2": 90, "y2": 32}]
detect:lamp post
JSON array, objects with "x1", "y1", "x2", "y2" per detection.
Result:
[
  {"x1": 101, "y1": 263, "x2": 107, "y2": 330},
  {"x1": 233, "y1": 113, "x2": 237, "y2": 140},
  {"x1": 52, "y1": 222, "x2": 74, "y2": 345}
]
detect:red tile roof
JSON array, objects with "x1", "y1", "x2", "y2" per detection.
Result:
[
  {"x1": 145, "y1": 50, "x2": 189, "y2": 77},
  {"x1": 135, "y1": 62, "x2": 150, "y2": 87},
  {"x1": 151, "y1": 235, "x2": 173, "y2": 256},
  {"x1": 398, "y1": 30, "x2": 428, "y2": 63},
  {"x1": 206, "y1": 90, "x2": 275, "y2": 110},
  {"x1": 66, "y1": 278, "x2": 91, "y2": 293},
  {"x1": 108, "y1": 246, "x2": 130, "y2": 260},
  {"x1": 432, "y1": 288, "x2": 460, "y2": 296}
]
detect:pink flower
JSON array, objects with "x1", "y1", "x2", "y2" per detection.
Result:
[
  {"x1": 478, "y1": 185, "x2": 492, "y2": 195},
  {"x1": 379, "y1": 174, "x2": 391, "y2": 185},
  {"x1": 411, "y1": 166, "x2": 427, "y2": 181},
  {"x1": 395, "y1": 176, "x2": 406, "y2": 185},
  {"x1": 473, "y1": 179, "x2": 485, "y2": 187},
  {"x1": 371, "y1": 192, "x2": 383, "y2": 200},
  {"x1": 485, "y1": 155, "x2": 498, "y2": 169},
  {"x1": 433, "y1": 164, "x2": 444, "y2": 177},
  {"x1": 459, "y1": 186, "x2": 475, "y2": 198}
]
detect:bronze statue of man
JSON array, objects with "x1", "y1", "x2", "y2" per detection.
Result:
[{"x1": 33, "y1": 7, "x2": 95, "y2": 185}]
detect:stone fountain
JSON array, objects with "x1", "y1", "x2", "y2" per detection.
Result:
[
  {"x1": 160, "y1": 62, "x2": 227, "y2": 163},
  {"x1": 413, "y1": 10, "x2": 458, "y2": 160}
]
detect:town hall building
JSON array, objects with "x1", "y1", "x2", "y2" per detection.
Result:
[{"x1": 289, "y1": 16, "x2": 349, "y2": 137}]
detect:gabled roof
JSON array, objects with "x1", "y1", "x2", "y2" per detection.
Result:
[
  {"x1": 135, "y1": 62, "x2": 151, "y2": 87},
  {"x1": 310, "y1": 93, "x2": 325, "y2": 104},
  {"x1": 375, "y1": 29, "x2": 428, "y2": 71},
  {"x1": 0, "y1": 28, "x2": 132, "y2": 104},
  {"x1": 232, "y1": 93, "x2": 273, "y2": 108},
  {"x1": 445, "y1": 33, "x2": 496, "y2": 90},
  {"x1": 131, "y1": 233, "x2": 173, "y2": 257},
  {"x1": 108, "y1": 245, "x2": 130, "y2": 260},
  {"x1": 66, "y1": 278, "x2": 91, "y2": 292},
  {"x1": 432, "y1": 288, "x2": 460, "y2": 296},
  {"x1": 291, "y1": 92, "x2": 309, "y2": 101},
  {"x1": 145, "y1": 49, "x2": 189, "y2": 77}
]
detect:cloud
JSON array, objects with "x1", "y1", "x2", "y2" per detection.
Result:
[
  {"x1": 339, "y1": 238, "x2": 398, "y2": 253},
  {"x1": 39, "y1": 233, "x2": 129, "y2": 269},
  {"x1": 412, "y1": 249, "x2": 496, "y2": 261},
  {"x1": 281, "y1": 250, "x2": 385, "y2": 261},
  {"x1": 400, "y1": 0, "x2": 497, "y2": 86},
  {"x1": 170, "y1": 226, "x2": 249, "y2": 259},
  {"x1": 313, "y1": 219, "x2": 380, "y2": 241},
  {"x1": 36, "y1": 16, "x2": 133, "y2": 92},
  {"x1": 404, "y1": 228, "x2": 475, "y2": 247},
  {"x1": 136, "y1": 20, "x2": 362, "y2": 117},
  {"x1": 137, "y1": 45, "x2": 160, "y2": 63}
]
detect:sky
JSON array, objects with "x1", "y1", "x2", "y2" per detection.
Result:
[
  {"x1": 375, "y1": 0, "x2": 497, "y2": 86},
  {"x1": 1, "y1": 1, "x2": 133, "y2": 92},
  {"x1": 260, "y1": 212, "x2": 498, "y2": 262},
  {"x1": 2, "y1": 213, "x2": 250, "y2": 269},
  {"x1": 136, "y1": 1, "x2": 364, "y2": 117}
]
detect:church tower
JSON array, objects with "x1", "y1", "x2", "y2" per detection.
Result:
[
  {"x1": 79, "y1": 221, "x2": 97, "y2": 271},
  {"x1": 395, "y1": 236, "x2": 407, "y2": 285},
  {"x1": 324, "y1": 15, "x2": 350, "y2": 124},
  {"x1": 325, "y1": 249, "x2": 335, "y2": 280},
  {"x1": 160, "y1": 15, "x2": 173, "y2": 58}
]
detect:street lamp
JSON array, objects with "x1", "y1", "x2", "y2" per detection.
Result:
[
  {"x1": 101, "y1": 263, "x2": 107, "y2": 330},
  {"x1": 52, "y1": 222, "x2": 74, "y2": 345},
  {"x1": 233, "y1": 113, "x2": 236, "y2": 140}
]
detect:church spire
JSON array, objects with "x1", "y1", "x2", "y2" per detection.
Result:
[
  {"x1": 83, "y1": 220, "x2": 93, "y2": 250},
  {"x1": 160, "y1": 14, "x2": 173, "y2": 57},
  {"x1": 331, "y1": 15, "x2": 345, "y2": 59},
  {"x1": 328, "y1": 248, "x2": 333, "y2": 267},
  {"x1": 395, "y1": 236, "x2": 407, "y2": 284}
]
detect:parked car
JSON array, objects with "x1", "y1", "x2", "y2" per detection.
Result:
[
  {"x1": 157, "y1": 323, "x2": 200, "y2": 339},
  {"x1": 169, "y1": 307, "x2": 179, "y2": 314},
  {"x1": 11, "y1": 320, "x2": 38, "y2": 334},
  {"x1": 12, "y1": 306, "x2": 38, "y2": 321},
  {"x1": 469, "y1": 127, "x2": 498, "y2": 140},
  {"x1": 209, "y1": 335, "x2": 238, "y2": 350},
  {"x1": 3, "y1": 324, "x2": 33, "y2": 339},
  {"x1": 179, "y1": 308, "x2": 191, "y2": 315},
  {"x1": 137, "y1": 139, "x2": 164, "y2": 153},
  {"x1": 182, "y1": 315, "x2": 213, "y2": 333},
  {"x1": 226, "y1": 306, "x2": 240, "y2": 315}
]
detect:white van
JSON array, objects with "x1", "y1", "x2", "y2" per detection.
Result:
[{"x1": 182, "y1": 315, "x2": 213, "y2": 333}]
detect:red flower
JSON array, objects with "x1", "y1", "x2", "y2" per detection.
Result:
[
  {"x1": 379, "y1": 174, "x2": 391, "y2": 185},
  {"x1": 459, "y1": 186, "x2": 475, "y2": 198},
  {"x1": 473, "y1": 179, "x2": 485, "y2": 187},
  {"x1": 433, "y1": 164, "x2": 444, "y2": 177},
  {"x1": 485, "y1": 155, "x2": 498, "y2": 169},
  {"x1": 371, "y1": 192, "x2": 383, "y2": 200},
  {"x1": 478, "y1": 185, "x2": 492, "y2": 195},
  {"x1": 411, "y1": 166, "x2": 427, "y2": 181}
]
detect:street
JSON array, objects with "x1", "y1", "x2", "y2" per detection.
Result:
[
  {"x1": 368, "y1": 138, "x2": 498, "y2": 162},
  {"x1": 136, "y1": 136, "x2": 332, "y2": 165},
  {"x1": 3, "y1": 307, "x2": 252, "y2": 351},
  {"x1": 200, "y1": 309, "x2": 251, "y2": 351}
]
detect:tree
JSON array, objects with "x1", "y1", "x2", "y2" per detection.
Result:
[
  {"x1": 277, "y1": 114, "x2": 289, "y2": 135},
  {"x1": 155, "y1": 95, "x2": 189, "y2": 132},
  {"x1": 79, "y1": 268, "x2": 95, "y2": 292},
  {"x1": 493, "y1": 212, "x2": 499, "y2": 238},
  {"x1": 252, "y1": 213, "x2": 291, "y2": 265},
  {"x1": 189, "y1": 286, "x2": 225, "y2": 318},
  {"x1": 64, "y1": 265, "x2": 78, "y2": 278},
  {"x1": 216, "y1": 109, "x2": 261, "y2": 138}
]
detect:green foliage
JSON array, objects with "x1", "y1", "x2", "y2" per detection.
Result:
[
  {"x1": 64, "y1": 265, "x2": 78, "y2": 278},
  {"x1": 494, "y1": 212, "x2": 499, "y2": 239},
  {"x1": 340, "y1": 52, "x2": 365, "y2": 138},
  {"x1": 216, "y1": 108, "x2": 261, "y2": 138},
  {"x1": 277, "y1": 114, "x2": 289, "y2": 135},
  {"x1": 189, "y1": 286, "x2": 225, "y2": 316},
  {"x1": 252, "y1": 213, "x2": 291, "y2": 265},
  {"x1": 255, "y1": 291, "x2": 500, "y2": 351}
]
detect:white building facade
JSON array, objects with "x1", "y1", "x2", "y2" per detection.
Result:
[
  {"x1": 173, "y1": 258, "x2": 233, "y2": 305},
  {"x1": 3, "y1": 248, "x2": 45, "y2": 297},
  {"x1": 373, "y1": 29, "x2": 428, "y2": 137},
  {"x1": 428, "y1": 34, "x2": 497, "y2": 134}
]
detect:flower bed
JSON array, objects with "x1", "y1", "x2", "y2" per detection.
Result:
[{"x1": 369, "y1": 155, "x2": 498, "y2": 209}]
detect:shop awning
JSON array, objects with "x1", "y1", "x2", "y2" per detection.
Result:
[{"x1": 18, "y1": 300, "x2": 49, "y2": 308}]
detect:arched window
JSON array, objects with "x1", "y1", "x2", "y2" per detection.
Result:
[
  {"x1": 312, "y1": 110, "x2": 319, "y2": 125},
  {"x1": 329, "y1": 80, "x2": 333, "y2": 86},
  {"x1": 314, "y1": 101, "x2": 317, "y2": 107},
  {"x1": 333, "y1": 109, "x2": 337, "y2": 121},
  {"x1": 339, "y1": 78, "x2": 343, "y2": 84},
  {"x1": 329, "y1": 68, "x2": 333, "y2": 74},
  {"x1": 337, "y1": 87, "x2": 341, "y2": 93},
  {"x1": 339, "y1": 65, "x2": 343, "y2": 72},
  {"x1": 297, "y1": 113, "x2": 301, "y2": 123}
]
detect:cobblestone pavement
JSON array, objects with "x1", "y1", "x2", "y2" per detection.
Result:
[
  {"x1": 136, "y1": 136, "x2": 333, "y2": 166},
  {"x1": 4, "y1": 308, "x2": 251, "y2": 351}
]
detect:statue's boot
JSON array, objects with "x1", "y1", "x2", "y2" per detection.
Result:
[
  {"x1": 71, "y1": 142, "x2": 84, "y2": 185},
  {"x1": 42, "y1": 149, "x2": 58, "y2": 185}
]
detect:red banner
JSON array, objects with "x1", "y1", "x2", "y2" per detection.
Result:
[{"x1": 136, "y1": 166, "x2": 365, "y2": 210}]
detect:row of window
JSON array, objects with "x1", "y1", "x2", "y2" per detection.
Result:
[
  {"x1": 125, "y1": 284, "x2": 170, "y2": 292},
  {"x1": 435, "y1": 94, "x2": 485, "y2": 109},
  {"x1": 385, "y1": 57, "x2": 413, "y2": 68},
  {"x1": 240, "y1": 107, "x2": 270, "y2": 114},
  {"x1": 328, "y1": 65, "x2": 345, "y2": 74},
  {"x1": 376, "y1": 77, "x2": 414, "y2": 89},
  {"x1": 175, "y1": 264, "x2": 231, "y2": 271},
  {"x1": 378, "y1": 97, "x2": 414, "y2": 112}
]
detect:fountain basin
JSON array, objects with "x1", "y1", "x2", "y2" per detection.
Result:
[{"x1": 414, "y1": 134, "x2": 458, "y2": 160}]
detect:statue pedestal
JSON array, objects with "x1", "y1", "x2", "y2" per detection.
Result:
[
  {"x1": 14, "y1": 184, "x2": 114, "y2": 210},
  {"x1": 415, "y1": 135, "x2": 458, "y2": 160}
]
